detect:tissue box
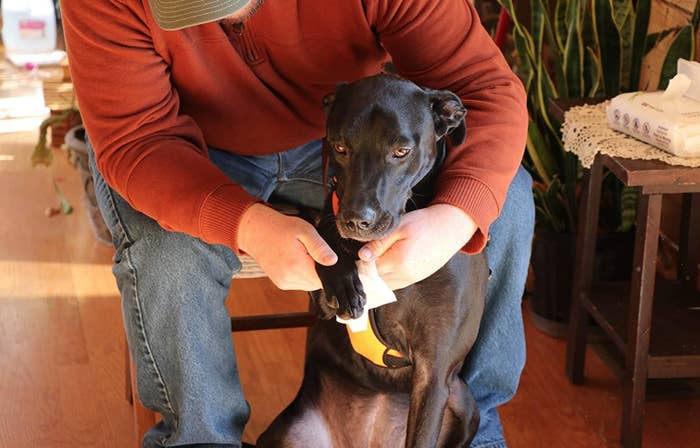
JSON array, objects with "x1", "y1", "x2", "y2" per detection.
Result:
[{"x1": 606, "y1": 59, "x2": 700, "y2": 158}]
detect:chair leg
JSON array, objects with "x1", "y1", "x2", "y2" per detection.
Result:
[
  {"x1": 129, "y1": 354, "x2": 158, "y2": 448},
  {"x1": 305, "y1": 293, "x2": 317, "y2": 348},
  {"x1": 566, "y1": 157, "x2": 603, "y2": 384},
  {"x1": 621, "y1": 193, "x2": 662, "y2": 448},
  {"x1": 125, "y1": 337, "x2": 133, "y2": 404}
]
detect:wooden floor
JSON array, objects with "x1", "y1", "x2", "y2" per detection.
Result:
[{"x1": 1, "y1": 130, "x2": 699, "y2": 447}]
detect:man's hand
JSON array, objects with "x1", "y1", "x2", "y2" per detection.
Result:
[
  {"x1": 358, "y1": 204, "x2": 478, "y2": 290},
  {"x1": 237, "y1": 203, "x2": 338, "y2": 291}
]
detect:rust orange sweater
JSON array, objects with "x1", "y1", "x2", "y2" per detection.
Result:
[{"x1": 62, "y1": 0, "x2": 527, "y2": 254}]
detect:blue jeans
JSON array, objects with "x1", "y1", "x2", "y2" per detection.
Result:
[{"x1": 88, "y1": 138, "x2": 534, "y2": 448}]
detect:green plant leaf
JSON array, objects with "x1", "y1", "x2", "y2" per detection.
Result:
[
  {"x1": 618, "y1": 186, "x2": 638, "y2": 231},
  {"x1": 564, "y1": 0, "x2": 577, "y2": 26},
  {"x1": 497, "y1": 0, "x2": 516, "y2": 18},
  {"x1": 535, "y1": 0, "x2": 567, "y2": 97},
  {"x1": 531, "y1": 0, "x2": 547, "y2": 57},
  {"x1": 505, "y1": 0, "x2": 559, "y2": 140},
  {"x1": 498, "y1": 0, "x2": 537, "y2": 67},
  {"x1": 658, "y1": 25, "x2": 694, "y2": 90},
  {"x1": 644, "y1": 29, "x2": 677, "y2": 54},
  {"x1": 52, "y1": 176, "x2": 73, "y2": 215},
  {"x1": 630, "y1": 0, "x2": 651, "y2": 90},
  {"x1": 563, "y1": 0, "x2": 585, "y2": 97},
  {"x1": 613, "y1": 0, "x2": 635, "y2": 92},
  {"x1": 31, "y1": 142, "x2": 53, "y2": 167},
  {"x1": 552, "y1": 0, "x2": 569, "y2": 95},
  {"x1": 513, "y1": 26, "x2": 534, "y2": 77},
  {"x1": 31, "y1": 114, "x2": 58, "y2": 167},
  {"x1": 585, "y1": 46, "x2": 603, "y2": 97},
  {"x1": 554, "y1": 0, "x2": 567, "y2": 54},
  {"x1": 594, "y1": 0, "x2": 621, "y2": 95},
  {"x1": 536, "y1": 58, "x2": 560, "y2": 137},
  {"x1": 532, "y1": 0, "x2": 561, "y2": 137},
  {"x1": 527, "y1": 119, "x2": 557, "y2": 185}
]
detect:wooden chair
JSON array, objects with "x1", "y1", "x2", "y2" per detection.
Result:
[{"x1": 124, "y1": 207, "x2": 317, "y2": 447}]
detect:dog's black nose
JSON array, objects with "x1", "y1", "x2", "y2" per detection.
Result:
[{"x1": 342, "y1": 208, "x2": 376, "y2": 232}]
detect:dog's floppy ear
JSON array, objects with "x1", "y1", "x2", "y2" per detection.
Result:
[
  {"x1": 322, "y1": 82, "x2": 349, "y2": 115},
  {"x1": 427, "y1": 89, "x2": 467, "y2": 146}
]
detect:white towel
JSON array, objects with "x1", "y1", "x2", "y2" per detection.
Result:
[{"x1": 336, "y1": 259, "x2": 397, "y2": 333}]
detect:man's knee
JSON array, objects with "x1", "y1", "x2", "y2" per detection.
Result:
[
  {"x1": 489, "y1": 166, "x2": 534, "y2": 259},
  {"x1": 502, "y1": 166, "x2": 535, "y2": 230}
]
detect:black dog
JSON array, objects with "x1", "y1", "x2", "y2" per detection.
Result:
[{"x1": 257, "y1": 75, "x2": 489, "y2": 448}]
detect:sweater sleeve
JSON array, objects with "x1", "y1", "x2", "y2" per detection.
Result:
[
  {"x1": 365, "y1": 0, "x2": 528, "y2": 253},
  {"x1": 62, "y1": 0, "x2": 259, "y2": 252}
]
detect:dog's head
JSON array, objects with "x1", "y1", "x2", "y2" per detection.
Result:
[{"x1": 323, "y1": 74, "x2": 467, "y2": 241}]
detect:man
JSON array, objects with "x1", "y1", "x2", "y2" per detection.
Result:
[{"x1": 62, "y1": 0, "x2": 534, "y2": 447}]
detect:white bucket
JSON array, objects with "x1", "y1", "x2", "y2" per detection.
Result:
[{"x1": 1, "y1": 0, "x2": 57, "y2": 55}]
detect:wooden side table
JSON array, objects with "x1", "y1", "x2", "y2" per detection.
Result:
[{"x1": 551, "y1": 100, "x2": 700, "y2": 448}]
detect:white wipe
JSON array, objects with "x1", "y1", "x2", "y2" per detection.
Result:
[{"x1": 336, "y1": 259, "x2": 397, "y2": 333}]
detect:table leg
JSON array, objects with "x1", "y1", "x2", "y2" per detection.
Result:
[
  {"x1": 566, "y1": 156, "x2": 603, "y2": 385},
  {"x1": 679, "y1": 193, "x2": 700, "y2": 291},
  {"x1": 621, "y1": 193, "x2": 662, "y2": 448}
]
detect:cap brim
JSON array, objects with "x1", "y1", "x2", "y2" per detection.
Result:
[{"x1": 148, "y1": 0, "x2": 251, "y2": 31}]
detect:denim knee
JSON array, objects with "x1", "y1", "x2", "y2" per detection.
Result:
[
  {"x1": 486, "y1": 166, "x2": 535, "y2": 305},
  {"x1": 491, "y1": 167, "x2": 535, "y2": 254}
]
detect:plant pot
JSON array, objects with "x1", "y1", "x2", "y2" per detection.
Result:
[
  {"x1": 49, "y1": 109, "x2": 82, "y2": 148},
  {"x1": 65, "y1": 125, "x2": 112, "y2": 246},
  {"x1": 528, "y1": 227, "x2": 634, "y2": 339},
  {"x1": 530, "y1": 229, "x2": 575, "y2": 326}
]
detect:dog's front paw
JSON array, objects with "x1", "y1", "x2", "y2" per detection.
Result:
[
  {"x1": 322, "y1": 271, "x2": 366, "y2": 320},
  {"x1": 314, "y1": 262, "x2": 366, "y2": 320}
]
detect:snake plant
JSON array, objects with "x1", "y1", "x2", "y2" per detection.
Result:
[{"x1": 497, "y1": 0, "x2": 699, "y2": 233}]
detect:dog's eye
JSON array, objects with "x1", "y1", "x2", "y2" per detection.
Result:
[
  {"x1": 392, "y1": 147, "x2": 411, "y2": 158},
  {"x1": 334, "y1": 144, "x2": 348, "y2": 155}
]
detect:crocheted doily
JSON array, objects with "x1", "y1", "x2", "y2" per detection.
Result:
[{"x1": 561, "y1": 101, "x2": 700, "y2": 169}]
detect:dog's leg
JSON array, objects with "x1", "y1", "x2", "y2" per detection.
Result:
[
  {"x1": 257, "y1": 403, "x2": 333, "y2": 448},
  {"x1": 257, "y1": 369, "x2": 334, "y2": 448},
  {"x1": 314, "y1": 198, "x2": 367, "y2": 319},
  {"x1": 437, "y1": 376, "x2": 480, "y2": 448},
  {"x1": 257, "y1": 404, "x2": 333, "y2": 448},
  {"x1": 405, "y1": 360, "x2": 451, "y2": 448}
]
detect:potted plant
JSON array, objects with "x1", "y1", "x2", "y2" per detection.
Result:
[
  {"x1": 497, "y1": 0, "x2": 698, "y2": 336},
  {"x1": 31, "y1": 105, "x2": 82, "y2": 215},
  {"x1": 31, "y1": 102, "x2": 111, "y2": 245}
]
